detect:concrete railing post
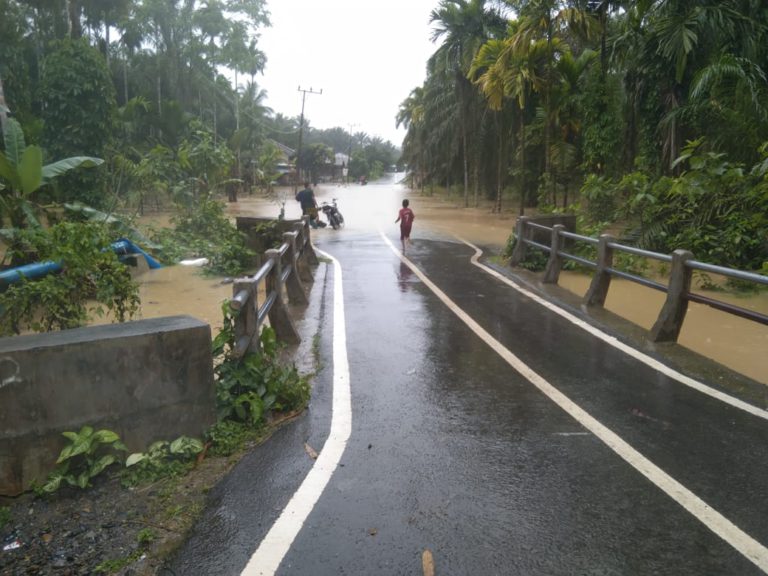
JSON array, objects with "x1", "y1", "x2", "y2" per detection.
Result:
[
  {"x1": 283, "y1": 231, "x2": 308, "y2": 305},
  {"x1": 651, "y1": 249, "x2": 694, "y2": 343},
  {"x1": 585, "y1": 234, "x2": 615, "y2": 307},
  {"x1": 509, "y1": 216, "x2": 530, "y2": 267},
  {"x1": 265, "y1": 248, "x2": 300, "y2": 345},
  {"x1": 294, "y1": 222, "x2": 314, "y2": 283},
  {"x1": 301, "y1": 216, "x2": 319, "y2": 265},
  {"x1": 543, "y1": 224, "x2": 565, "y2": 284},
  {"x1": 232, "y1": 277, "x2": 259, "y2": 356}
]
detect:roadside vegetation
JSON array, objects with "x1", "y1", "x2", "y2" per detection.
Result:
[
  {"x1": 399, "y1": 0, "x2": 768, "y2": 275},
  {"x1": 0, "y1": 321, "x2": 310, "y2": 574}
]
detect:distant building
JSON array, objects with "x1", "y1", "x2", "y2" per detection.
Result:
[
  {"x1": 267, "y1": 139, "x2": 297, "y2": 185},
  {"x1": 333, "y1": 152, "x2": 349, "y2": 181}
]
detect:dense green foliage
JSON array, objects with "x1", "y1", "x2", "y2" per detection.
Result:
[
  {"x1": 149, "y1": 196, "x2": 254, "y2": 276},
  {"x1": 401, "y1": 0, "x2": 768, "y2": 270},
  {"x1": 0, "y1": 0, "x2": 399, "y2": 223},
  {"x1": 122, "y1": 436, "x2": 204, "y2": 487},
  {"x1": 0, "y1": 222, "x2": 140, "y2": 335},
  {"x1": 213, "y1": 310, "x2": 310, "y2": 428},
  {"x1": 40, "y1": 38, "x2": 116, "y2": 207}
]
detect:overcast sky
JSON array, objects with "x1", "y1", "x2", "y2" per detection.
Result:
[{"x1": 255, "y1": 0, "x2": 440, "y2": 146}]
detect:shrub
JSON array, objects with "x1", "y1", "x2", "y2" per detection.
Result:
[
  {"x1": 213, "y1": 307, "x2": 310, "y2": 427},
  {"x1": 0, "y1": 222, "x2": 140, "y2": 335},
  {"x1": 41, "y1": 427, "x2": 127, "y2": 493}
]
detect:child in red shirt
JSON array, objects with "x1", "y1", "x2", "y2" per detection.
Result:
[{"x1": 395, "y1": 199, "x2": 415, "y2": 253}]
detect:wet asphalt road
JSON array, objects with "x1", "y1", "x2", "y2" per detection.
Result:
[{"x1": 171, "y1": 185, "x2": 768, "y2": 576}]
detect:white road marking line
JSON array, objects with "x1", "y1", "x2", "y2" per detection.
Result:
[
  {"x1": 456, "y1": 237, "x2": 768, "y2": 422},
  {"x1": 241, "y1": 250, "x2": 351, "y2": 576},
  {"x1": 379, "y1": 231, "x2": 768, "y2": 573}
]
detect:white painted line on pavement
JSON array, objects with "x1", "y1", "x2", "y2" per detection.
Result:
[
  {"x1": 457, "y1": 238, "x2": 768, "y2": 422},
  {"x1": 242, "y1": 250, "x2": 351, "y2": 576},
  {"x1": 380, "y1": 231, "x2": 768, "y2": 573}
]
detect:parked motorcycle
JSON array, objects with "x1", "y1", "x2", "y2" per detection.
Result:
[{"x1": 320, "y1": 199, "x2": 344, "y2": 230}]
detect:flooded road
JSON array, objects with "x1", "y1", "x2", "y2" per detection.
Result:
[
  {"x1": 132, "y1": 173, "x2": 766, "y2": 385},
  {"x1": 172, "y1": 175, "x2": 768, "y2": 575}
]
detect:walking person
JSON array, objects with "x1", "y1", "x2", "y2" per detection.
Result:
[{"x1": 395, "y1": 199, "x2": 415, "y2": 253}]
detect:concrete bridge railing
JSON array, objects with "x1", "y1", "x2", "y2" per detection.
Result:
[
  {"x1": 229, "y1": 216, "x2": 318, "y2": 357},
  {"x1": 0, "y1": 217, "x2": 319, "y2": 496},
  {"x1": 510, "y1": 215, "x2": 768, "y2": 343}
]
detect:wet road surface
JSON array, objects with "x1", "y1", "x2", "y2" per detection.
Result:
[{"x1": 171, "y1": 183, "x2": 768, "y2": 575}]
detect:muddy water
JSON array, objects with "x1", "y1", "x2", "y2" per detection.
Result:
[{"x1": 130, "y1": 175, "x2": 767, "y2": 386}]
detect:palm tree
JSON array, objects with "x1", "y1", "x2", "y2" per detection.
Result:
[
  {"x1": 472, "y1": 29, "x2": 548, "y2": 214},
  {"x1": 430, "y1": 0, "x2": 505, "y2": 206},
  {"x1": 397, "y1": 87, "x2": 426, "y2": 191},
  {"x1": 512, "y1": 0, "x2": 597, "y2": 204}
]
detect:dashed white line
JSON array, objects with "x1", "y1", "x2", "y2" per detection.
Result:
[
  {"x1": 241, "y1": 250, "x2": 351, "y2": 576},
  {"x1": 380, "y1": 230, "x2": 768, "y2": 573}
]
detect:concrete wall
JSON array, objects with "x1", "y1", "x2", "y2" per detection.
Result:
[{"x1": 0, "y1": 316, "x2": 215, "y2": 496}]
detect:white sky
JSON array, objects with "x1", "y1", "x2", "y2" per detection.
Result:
[{"x1": 255, "y1": 0, "x2": 440, "y2": 146}]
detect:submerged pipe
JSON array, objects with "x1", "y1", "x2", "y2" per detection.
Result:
[{"x1": 0, "y1": 238, "x2": 162, "y2": 290}]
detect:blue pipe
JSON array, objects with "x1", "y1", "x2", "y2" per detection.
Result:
[
  {"x1": 110, "y1": 238, "x2": 163, "y2": 269},
  {"x1": 0, "y1": 238, "x2": 162, "y2": 289},
  {"x1": 0, "y1": 261, "x2": 62, "y2": 287}
]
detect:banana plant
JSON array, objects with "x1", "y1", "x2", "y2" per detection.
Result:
[{"x1": 0, "y1": 117, "x2": 103, "y2": 230}]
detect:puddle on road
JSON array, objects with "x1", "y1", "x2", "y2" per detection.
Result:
[{"x1": 128, "y1": 181, "x2": 766, "y2": 387}]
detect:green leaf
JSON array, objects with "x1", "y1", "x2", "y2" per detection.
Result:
[
  {"x1": 18, "y1": 146, "x2": 43, "y2": 197},
  {"x1": 0, "y1": 152, "x2": 20, "y2": 191},
  {"x1": 89, "y1": 454, "x2": 116, "y2": 477},
  {"x1": 76, "y1": 472, "x2": 90, "y2": 489},
  {"x1": 125, "y1": 453, "x2": 147, "y2": 467},
  {"x1": 93, "y1": 429, "x2": 120, "y2": 444},
  {"x1": 41, "y1": 156, "x2": 103, "y2": 182},
  {"x1": 2, "y1": 118, "x2": 26, "y2": 168}
]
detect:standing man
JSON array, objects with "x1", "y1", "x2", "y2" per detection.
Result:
[{"x1": 296, "y1": 181, "x2": 320, "y2": 228}]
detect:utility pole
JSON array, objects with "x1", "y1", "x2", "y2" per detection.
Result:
[
  {"x1": 295, "y1": 86, "x2": 322, "y2": 191},
  {"x1": 346, "y1": 122, "x2": 358, "y2": 185}
]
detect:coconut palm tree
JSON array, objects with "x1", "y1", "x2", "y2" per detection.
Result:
[
  {"x1": 511, "y1": 0, "x2": 598, "y2": 204},
  {"x1": 472, "y1": 29, "x2": 548, "y2": 214},
  {"x1": 430, "y1": 0, "x2": 505, "y2": 206}
]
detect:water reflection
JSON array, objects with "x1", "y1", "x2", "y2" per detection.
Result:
[{"x1": 398, "y1": 261, "x2": 414, "y2": 292}]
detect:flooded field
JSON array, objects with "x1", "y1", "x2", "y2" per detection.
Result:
[{"x1": 129, "y1": 175, "x2": 767, "y2": 386}]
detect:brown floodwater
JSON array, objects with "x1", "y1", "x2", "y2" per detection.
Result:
[{"x1": 129, "y1": 176, "x2": 767, "y2": 386}]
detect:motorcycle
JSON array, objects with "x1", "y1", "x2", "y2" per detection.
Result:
[{"x1": 320, "y1": 198, "x2": 344, "y2": 230}]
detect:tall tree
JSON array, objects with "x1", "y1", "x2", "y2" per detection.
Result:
[{"x1": 430, "y1": 0, "x2": 505, "y2": 206}]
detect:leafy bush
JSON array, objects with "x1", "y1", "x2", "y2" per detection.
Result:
[
  {"x1": 41, "y1": 427, "x2": 127, "y2": 493},
  {"x1": 205, "y1": 420, "x2": 253, "y2": 457},
  {"x1": 580, "y1": 174, "x2": 616, "y2": 223},
  {"x1": 150, "y1": 197, "x2": 254, "y2": 276},
  {"x1": 638, "y1": 139, "x2": 768, "y2": 270},
  {"x1": 122, "y1": 436, "x2": 204, "y2": 487},
  {"x1": 0, "y1": 222, "x2": 140, "y2": 335},
  {"x1": 213, "y1": 307, "x2": 310, "y2": 426}
]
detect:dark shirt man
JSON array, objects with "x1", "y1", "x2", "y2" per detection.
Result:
[{"x1": 295, "y1": 182, "x2": 316, "y2": 215}]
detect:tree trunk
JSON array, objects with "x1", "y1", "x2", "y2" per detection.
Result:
[
  {"x1": 461, "y1": 108, "x2": 469, "y2": 207},
  {"x1": 67, "y1": 0, "x2": 82, "y2": 39},
  {"x1": 0, "y1": 72, "x2": 8, "y2": 130},
  {"x1": 519, "y1": 112, "x2": 526, "y2": 216},
  {"x1": 122, "y1": 58, "x2": 129, "y2": 105},
  {"x1": 495, "y1": 112, "x2": 503, "y2": 214}
]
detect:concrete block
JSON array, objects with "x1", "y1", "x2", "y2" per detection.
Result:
[{"x1": 0, "y1": 315, "x2": 215, "y2": 496}]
